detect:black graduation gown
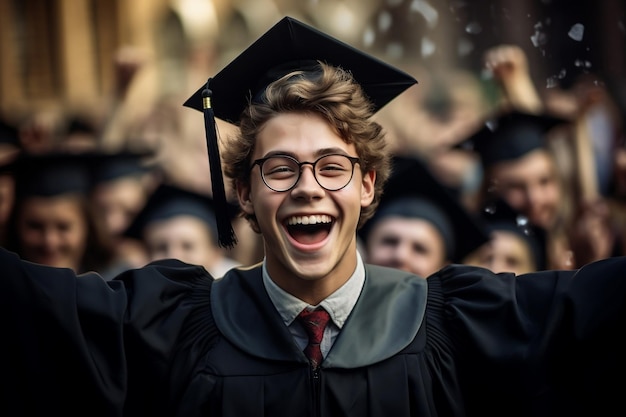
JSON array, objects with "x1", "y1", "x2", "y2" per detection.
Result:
[{"x1": 1, "y1": 246, "x2": 626, "y2": 417}]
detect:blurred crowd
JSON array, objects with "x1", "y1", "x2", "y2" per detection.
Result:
[{"x1": 0, "y1": 9, "x2": 625, "y2": 280}]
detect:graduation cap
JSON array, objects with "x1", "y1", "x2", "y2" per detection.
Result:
[
  {"x1": 183, "y1": 16, "x2": 417, "y2": 248},
  {"x1": 66, "y1": 115, "x2": 98, "y2": 136},
  {"x1": 480, "y1": 198, "x2": 547, "y2": 270},
  {"x1": 90, "y1": 149, "x2": 156, "y2": 185},
  {"x1": 462, "y1": 110, "x2": 568, "y2": 169},
  {"x1": 359, "y1": 155, "x2": 490, "y2": 263},
  {"x1": 123, "y1": 182, "x2": 237, "y2": 243},
  {"x1": 10, "y1": 152, "x2": 94, "y2": 198}
]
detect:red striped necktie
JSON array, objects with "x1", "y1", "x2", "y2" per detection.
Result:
[{"x1": 296, "y1": 308, "x2": 331, "y2": 370}]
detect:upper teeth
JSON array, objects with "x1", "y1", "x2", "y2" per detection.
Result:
[{"x1": 287, "y1": 215, "x2": 332, "y2": 225}]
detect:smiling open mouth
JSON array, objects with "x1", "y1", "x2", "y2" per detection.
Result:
[{"x1": 286, "y1": 215, "x2": 333, "y2": 245}]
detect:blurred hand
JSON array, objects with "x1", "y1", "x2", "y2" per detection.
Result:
[
  {"x1": 484, "y1": 44, "x2": 530, "y2": 85},
  {"x1": 483, "y1": 44, "x2": 543, "y2": 113},
  {"x1": 113, "y1": 46, "x2": 148, "y2": 98}
]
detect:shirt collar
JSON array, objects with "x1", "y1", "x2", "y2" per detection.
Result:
[{"x1": 263, "y1": 252, "x2": 365, "y2": 329}]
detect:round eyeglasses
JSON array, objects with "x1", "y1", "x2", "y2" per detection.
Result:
[{"x1": 251, "y1": 154, "x2": 361, "y2": 192}]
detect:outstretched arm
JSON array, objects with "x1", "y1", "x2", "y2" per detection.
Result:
[
  {"x1": 0, "y1": 247, "x2": 214, "y2": 416},
  {"x1": 484, "y1": 44, "x2": 543, "y2": 113},
  {"x1": 0, "y1": 247, "x2": 127, "y2": 416}
]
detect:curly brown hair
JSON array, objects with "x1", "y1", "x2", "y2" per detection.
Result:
[{"x1": 221, "y1": 61, "x2": 391, "y2": 232}]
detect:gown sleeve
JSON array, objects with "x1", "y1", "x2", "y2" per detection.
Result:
[
  {"x1": 0, "y1": 247, "x2": 216, "y2": 417},
  {"x1": 430, "y1": 256, "x2": 626, "y2": 416}
]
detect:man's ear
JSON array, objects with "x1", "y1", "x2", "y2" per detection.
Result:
[
  {"x1": 361, "y1": 170, "x2": 376, "y2": 207},
  {"x1": 236, "y1": 180, "x2": 255, "y2": 215}
]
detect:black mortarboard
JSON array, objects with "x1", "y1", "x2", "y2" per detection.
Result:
[
  {"x1": 480, "y1": 198, "x2": 547, "y2": 270},
  {"x1": 462, "y1": 110, "x2": 568, "y2": 169},
  {"x1": 11, "y1": 152, "x2": 93, "y2": 198},
  {"x1": 123, "y1": 183, "x2": 236, "y2": 243},
  {"x1": 183, "y1": 16, "x2": 417, "y2": 248},
  {"x1": 90, "y1": 149, "x2": 156, "y2": 185},
  {"x1": 360, "y1": 155, "x2": 490, "y2": 263}
]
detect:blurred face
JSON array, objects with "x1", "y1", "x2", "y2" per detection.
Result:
[
  {"x1": 489, "y1": 149, "x2": 561, "y2": 230},
  {"x1": 237, "y1": 112, "x2": 375, "y2": 304},
  {"x1": 16, "y1": 195, "x2": 88, "y2": 271},
  {"x1": 143, "y1": 216, "x2": 218, "y2": 270},
  {"x1": 91, "y1": 178, "x2": 148, "y2": 237},
  {"x1": 466, "y1": 230, "x2": 536, "y2": 275},
  {"x1": 365, "y1": 216, "x2": 447, "y2": 278}
]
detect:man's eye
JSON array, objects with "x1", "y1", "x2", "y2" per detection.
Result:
[
  {"x1": 266, "y1": 165, "x2": 297, "y2": 176},
  {"x1": 319, "y1": 164, "x2": 345, "y2": 172}
]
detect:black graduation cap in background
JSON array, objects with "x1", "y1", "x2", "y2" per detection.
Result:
[
  {"x1": 10, "y1": 152, "x2": 94, "y2": 198},
  {"x1": 90, "y1": 149, "x2": 156, "y2": 185},
  {"x1": 480, "y1": 198, "x2": 547, "y2": 271},
  {"x1": 183, "y1": 16, "x2": 418, "y2": 248},
  {"x1": 462, "y1": 110, "x2": 568, "y2": 169},
  {"x1": 123, "y1": 182, "x2": 238, "y2": 243},
  {"x1": 359, "y1": 155, "x2": 490, "y2": 263},
  {"x1": 66, "y1": 115, "x2": 98, "y2": 136}
]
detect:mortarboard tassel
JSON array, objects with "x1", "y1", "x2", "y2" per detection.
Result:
[{"x1": 202, "y1": 79, "x2": 237, "y2": 248}]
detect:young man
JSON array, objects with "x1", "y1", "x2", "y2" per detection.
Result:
[
  {"x1": 359, "y1": 155, "x2": 490, "y2": 278},
  {"x1": 122, "y1": 182, "x2": 240, "y2": 278},
  {"x1": 464, "y1": 109, "x2": 617, "y2": 269},
  {"x1": 3, "y1": 151, "x2": 118, "y2": 275},
  {"x1": 2, "y1": 16, "x2": 626, "y2": 417}
]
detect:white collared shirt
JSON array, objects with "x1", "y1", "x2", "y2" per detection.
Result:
[{"x1": 263, "y1": 252, "x2": 366, "y2": 358}]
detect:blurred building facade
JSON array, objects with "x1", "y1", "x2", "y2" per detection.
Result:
[{"x1": 0, "y1": 0, "x2": 624, "y2": 120}]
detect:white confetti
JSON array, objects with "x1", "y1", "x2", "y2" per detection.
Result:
[
  {"x1": 568, "y1": 23, "x2": 584, "y2": 41},
  {"x1": 530, "y1": 22, "x2": 548, "y2": 47},
  {"x1": 573, "y1": 59, "x2": 592, "y2": 68},
  {"x1": 465, "y1": 21, "x2": 482, "y2": 34},
  {"x1": 410, "y1": 0, "x2": 439, "y2": 29},
  {"x1": 378, "y1": 11, "x2": 393, "y2": 33},
  {"x1": 546, "y1": 76, "x2": 559, "y2": 88},
  {"x1": 421, "y1": 37, "x2": 436, "y2": 57},
  {"x1": 362, "y1": 26, "x2": 376, "y2": 48},
  {"x1": 546, "y1": 69, "x2": 567, "y2": 88}
]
